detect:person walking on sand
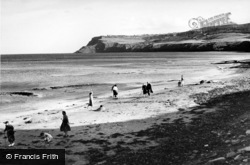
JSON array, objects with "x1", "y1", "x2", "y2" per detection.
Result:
[
  {"x1": 142, "y1": 84, "x2": 148, "y2": 97},
  {"x1": 60, "y1": 111, "x2": 71, "y2": 137},
  {"x1": 3, "y1": 121, "x2": 15, "y2": 147},
  {"x1": 146, "y1": 82, "x2": 153, "y2": 96},
  {"x1": 111, "y1": 84, "x2": 118, "y2": 98},
  {"x1": 87, "y1": 91, "x2": 94, "y2": 109}
]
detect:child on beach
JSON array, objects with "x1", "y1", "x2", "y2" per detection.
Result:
[
  {"x1": 60, "y1": 111, "x2": 71, "y2": 137},
  {"x1": 3, "y1": 121, "x2": 15, "y2": 147},
  {"x1": 40, "y1": 132, "x2": 53, "y2": 143},
  {"x1": 111, "y1": 84, "x2": 118, "y2": 98}
]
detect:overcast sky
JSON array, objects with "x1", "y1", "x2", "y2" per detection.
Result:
[{"x1": 1, "y1": 0, "x2": 250, "y2": 54}]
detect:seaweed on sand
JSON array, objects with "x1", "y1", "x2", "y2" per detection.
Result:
[{"x1": 87, "y1": 90, "x2": 250, "y2": 165}]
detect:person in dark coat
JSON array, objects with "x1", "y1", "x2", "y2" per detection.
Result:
[
  {"x1": 60, "y1": 111, "x2": 71, "y2": 137},
  {"x1": 3, "y1": 121, "x2": 15, "y2": 146},
  {"x1": 146, "y1": 82, "x2": 153, "y2": 96},
  {"x1": 142, "y1": 84, "x2": 148, "y2": 96},
  {"x1": 87, "y1": 92, "x2": 94, "y2": 109}
]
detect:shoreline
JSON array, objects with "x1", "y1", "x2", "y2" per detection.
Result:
[
  {"x1": 0, "y1": 63, "x2": 239, "y2": 130},
  {"x1": 0, "y1": 67, "x2": 249, "y2": 164},
  {"x1": 0, "y1": 57, "x2": 250, "y2": 165}
]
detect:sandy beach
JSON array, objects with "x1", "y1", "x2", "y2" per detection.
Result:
[{"x1": 1, "y1": 52, "x2": 250, "y2": 165}]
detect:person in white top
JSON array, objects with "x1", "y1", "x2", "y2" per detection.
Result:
[
  {"x1": 111, "y1": 84, "x2": 118, "y2": 98},
  {"x1": 40, "y1": 132, "x2": 53, "y2": 143}
]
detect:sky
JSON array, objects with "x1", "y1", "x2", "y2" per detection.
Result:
[{"x1": 1, "y1": 0, "x2": 250, "y2": 54}]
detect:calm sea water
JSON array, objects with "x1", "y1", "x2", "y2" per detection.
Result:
[
  {"x1": 1, "y1": 52, "x2": 250, "y2": 93},
  {"x1": 1, "y1": 52, "x2": 250, "y2": 62}
]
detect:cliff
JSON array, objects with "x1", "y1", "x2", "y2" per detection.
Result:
[{"x1": 76, "y1": 23, "x2": 250, "y2": 53}]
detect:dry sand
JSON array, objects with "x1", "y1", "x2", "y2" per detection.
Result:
[{"x1": 0, "y1": 53, "x2": 250, "y2": 164}]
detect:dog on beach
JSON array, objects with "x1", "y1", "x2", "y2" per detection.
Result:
[{"x1": 93, "y1": 105, "x2": 105, "y2": 112}]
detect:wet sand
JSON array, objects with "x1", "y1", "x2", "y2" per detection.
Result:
[{"x1": 0, "y1": 52, "x2": 250, "y2": 164}]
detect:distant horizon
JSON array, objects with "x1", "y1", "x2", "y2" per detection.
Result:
[{"x1": 1, "y1": 0, "x2": 250, "y2": 54}]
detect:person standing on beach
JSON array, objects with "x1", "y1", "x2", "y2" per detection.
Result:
[
  {"x1": 142, "y1": 84, "x2": 148, "y2": 96},
  {"x1": 87, "y1": 91, "x2": 94, "y2": 109},
  {"x1": 60, "y1": 111, "x2": 71, "y2": 137},
  {"x1": 178, "y1": 75, "x2": 184, "y2": 87},
  {"x1": 180, "y1": 75, "x2": 184, "y2": 86},
  {"x1": 3, "y1": 121, "x2": 15, "y2": 147},
  {"x1": 146, "y1": 82, "x2": 153, "y2": 96},
  {"x1": 111, "y1": 84, "x2": 118, "y2": 98}
]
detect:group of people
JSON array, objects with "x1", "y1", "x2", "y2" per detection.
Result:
[
  {"x1": 3, "y1": 78, "x2": 183, "y2": 147},
  {"x1": 3, "y1": 110, "x2": 71, "y2": 147},
  {"x1": 41, "y1": 110, "x2": 71, "y2": 145},
  {"x1": 87, "y1": 83, "x2": 154, "y2": 110},
  {"x1": 142, "y1": 82, "x2": 153, "y2": 96},
  {"x1": 87, "y1": 84, "x2": 118, "y2": 110}
]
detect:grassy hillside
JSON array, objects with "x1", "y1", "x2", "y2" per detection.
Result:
[{"x1": 76, "y1": 23, "x2": 250, "y2": 53}]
